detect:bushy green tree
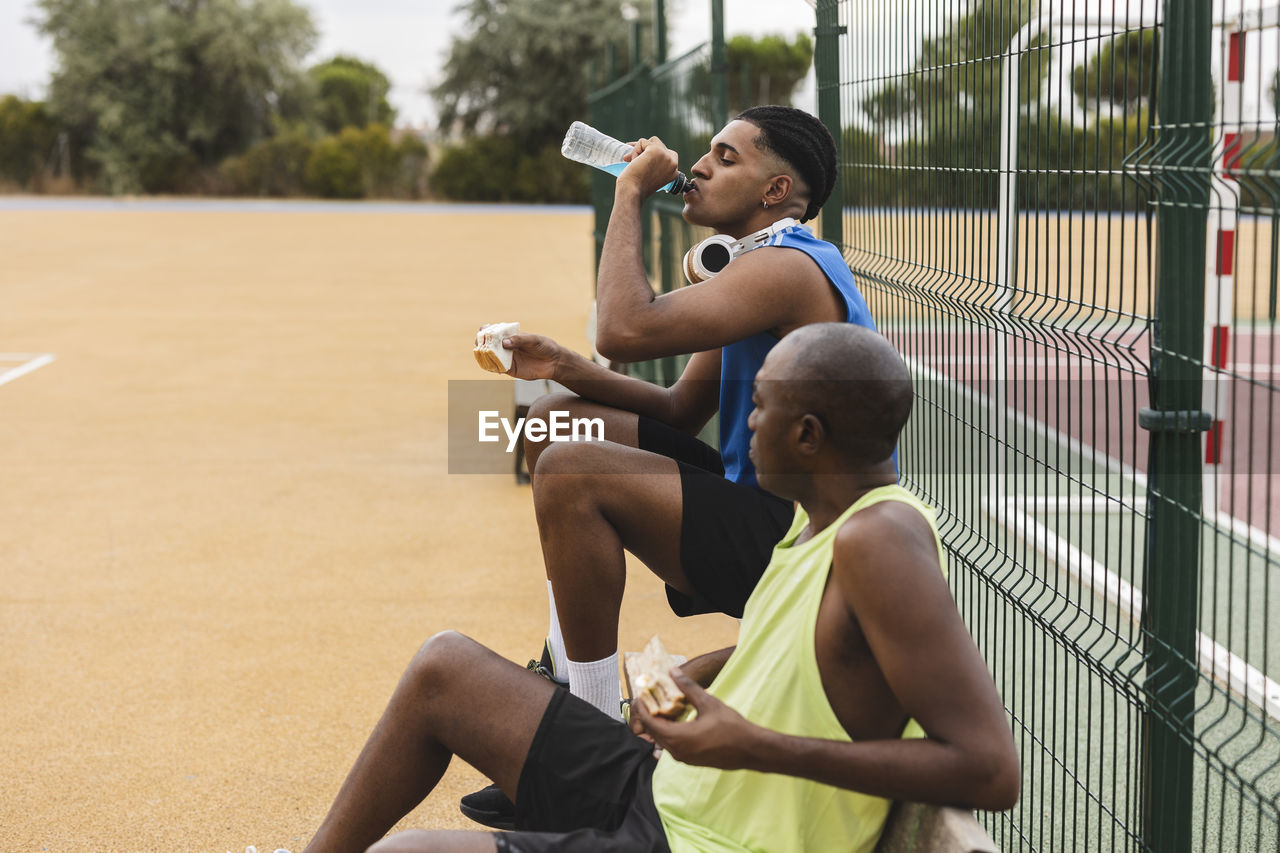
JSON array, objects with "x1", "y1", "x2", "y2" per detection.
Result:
[
  {"x1": 854, "y1": 0, "x2": 1039, "y2": 208},
  {"x1": 310, "y1": 55, "x2": 396, "y2": 134},
  {"x1": 35, "y1": 0, "x2": 317, "y2": 194},
  {"x1": 0, "y1": 96, "x2": 60, "y2": 189},
  {"x1": 218, "y1": 122, "x2": 314, "y2": 196},
  {"x1": 432, "y1": 0, "x2": 649, "y2": 147},
  {"x1": 1018, "y1": 29, "x2": 1159, "y2": 211},
  {"x1": 302, "y1": 124, "x2": 428, "y2": 199},
  {"x1": 726, "y1": 34, "x2": 813, "y2": 115},
  {"x1": 305, "y1": 134, "x2": 363, "y2": 198},
  {"x1": 1071, "y1": 30, "x2": 1158, "y2": 115},
  {"x1": 430, "y1": 135, "x2": 586, "y2": 203},
  {"x1": 840, "y1": 125, "x2": 890, "y2": 208}
]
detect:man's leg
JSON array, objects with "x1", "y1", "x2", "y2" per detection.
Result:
[
  {"x1": 304, "y1": 632, "x2": 558, "y2": 853},
  {"x1": 522, "y1": 392, "x2": 640, "y2": 478},
  {"x1": 522, "y1": 393, "x2": 642, "y2": 687},
  {"x1": 459, "y1": 397, "x2": 684, "y2": 828},
  {"x1": 532, "y1": 439, "x2": 690, "y2": 717}
]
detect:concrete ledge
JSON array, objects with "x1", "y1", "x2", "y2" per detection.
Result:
[{"x1": 875, "y1": 802, "x2": 1000, "y2": 853}]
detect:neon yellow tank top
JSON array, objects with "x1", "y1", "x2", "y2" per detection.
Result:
[{"x1": 652, "y1": 484, "x2": 946, "y2": 853}]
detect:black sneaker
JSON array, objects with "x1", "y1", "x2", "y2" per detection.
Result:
[
  {"x1": 459, "y1": 783, "x2": 516, "y2": 830},
  {"x1": 526, "y1": 639, "x2": 568, "y2": 688}
]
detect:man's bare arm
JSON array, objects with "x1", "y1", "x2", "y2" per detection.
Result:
[
  {"x1": 505, "y1": 334, "x2": 720, "y2": 433},
  {"x1": 594, "y1": 138, "x2": 840, "y2": 362},
  {"x1": 637, "y1": 503, "x2": 1019, "y2": 811},
  {"x1": 678, "y1": 646, "x2": 734, "y2": 688},
  {"x1": 597, "y1": 248, "x2": 841, "y2": 362}
]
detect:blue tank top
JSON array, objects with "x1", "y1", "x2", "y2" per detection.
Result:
[{"x1": 719, "y1": 225, "x2": 876, "y2": 487}]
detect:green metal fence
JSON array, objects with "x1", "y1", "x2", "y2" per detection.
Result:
[{"x1": 589, "y1": 1, "x2": 1280, "y2": 850}]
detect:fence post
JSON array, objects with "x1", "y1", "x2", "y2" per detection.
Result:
[
  {"x1": 710, "y1": 0, "x2": 727, "y2": 124},
  {"x1": 1141, "y1": 1, "x2": 1213, "y2": 850},
  {"x1": 814, "y1": 0, "x2": 845, "y2": 247},
  {"x1": 653, "y1": 0, "x2": 667, "y2": 66}
]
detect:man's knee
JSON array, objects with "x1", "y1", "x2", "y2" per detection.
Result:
[
  {"x1": 408, "y1": 630, "x2": 482, "y2": 693},
  {"x1": 523, "y1": 392, "x2": 580, "y2": 455},
  {"x1": 526, "y1": 391, "x2": 580, "y2": 426},
  {"x1": 530, "y1": 440, "x2": 619, "y2": 510}
]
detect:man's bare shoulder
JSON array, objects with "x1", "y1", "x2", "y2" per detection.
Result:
[
  {"x1": 708, "y1": 245, "x2": 841, "y2": 332},
  {"x1": 832, "y1": 498, "x2": 942, "y2": 593},
  {"x1": 717, "y1": 241, "x2": 829, "y2": 288}
]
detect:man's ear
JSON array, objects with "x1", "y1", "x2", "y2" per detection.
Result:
[
  {"x1": 795, "y1": 413, "x2": 825, "y2": 456},
  {"x1": 763, "y1": 174, "x2": 794, "y2": 208}
]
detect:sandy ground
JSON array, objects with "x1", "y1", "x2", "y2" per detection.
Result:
[{"x1": 0, "y1": 204, "x2": 739, "y2": 852}]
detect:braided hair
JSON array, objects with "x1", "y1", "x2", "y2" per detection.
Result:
[{"x1": 736, "y1": 105, "x2": 837, "y2": 223}]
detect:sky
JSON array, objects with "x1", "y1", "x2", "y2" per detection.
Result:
[
  {"x1": 7, "y1": 1, "x2": 1272, "y2": 130},
  {"x1": 0, "y1": 0, "x2": 821, "y2": 128}
]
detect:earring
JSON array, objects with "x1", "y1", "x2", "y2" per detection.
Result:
[{"x1": 763, "y1": 201, "x2": 769, "y2": 209}]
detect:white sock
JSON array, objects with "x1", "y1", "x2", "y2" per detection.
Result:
[
  {"x1": 545, "y1": 581, "x2": 569, "y2": 683},
  {"x1": 566, "y1": 652, "x2": 622, "y2": 719}
]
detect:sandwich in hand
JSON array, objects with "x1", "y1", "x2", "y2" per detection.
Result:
[
  {"x1": 625, "y1": 635, "x2": 687, "y2": 719},
  {"x1": 474, "y1": 322, "x2": 520, "y2": 374}
]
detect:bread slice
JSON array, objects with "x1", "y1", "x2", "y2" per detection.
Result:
[
  {"x1": 625, "y1": 635, "x2": 687, "y2": 719},
  {"x1": 473, "y1": 322, "x2": 519, "y2": 373}
]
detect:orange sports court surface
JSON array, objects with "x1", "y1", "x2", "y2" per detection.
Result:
[{"x1": 0, "y1": 201, "x2": 738, "y2": 852}]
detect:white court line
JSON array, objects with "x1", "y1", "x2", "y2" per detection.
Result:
[
  {"x1": 988, "y1": 496, "x2": 1280, "y2": 722},
  {"x1": 906, "y1": 354, "x2": 1280, "y2": 718},
  {"x1": 0, "y1": 353, "x2": 56, "y2": 387},
  {"x1": 1016, "y1": 494, "x2": 1133, "y2": 513},
  {"x1": 1017, "y1": 491, "x2": 1280, "y2": 556},
  {"x1": 909, "y1": 353, "x2": 1280, "y2": 556}
]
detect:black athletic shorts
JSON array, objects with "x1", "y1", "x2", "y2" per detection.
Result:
[
  {"x1": 493, "y1": 689, "x2": 671, "y2": 853},
  {"x1": 637, "y1": 416, "x2": 795, "y2": 619}
]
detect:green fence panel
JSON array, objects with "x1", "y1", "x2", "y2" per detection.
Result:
[
  {"x1": 588, "y1": 1, "x2": 1280, "y2": 849},
  {"x1": 834, "y1": 0, "x2": 1280, "y2": 849}
]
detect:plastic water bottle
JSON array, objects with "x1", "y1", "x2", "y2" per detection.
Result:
[{"x1": 561, "y1": 121, "x2": 691, "y2": 195}]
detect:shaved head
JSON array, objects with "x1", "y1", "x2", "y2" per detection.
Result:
[{"x1": 766, "y1": 324, "x2": 912, "y2": 465}]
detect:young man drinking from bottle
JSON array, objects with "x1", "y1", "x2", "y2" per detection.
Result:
[{"x1": 461, "y1": 106, "x2": 879, "y2": 826}]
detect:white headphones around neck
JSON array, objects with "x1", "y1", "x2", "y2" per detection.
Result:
[{"x1": 682, "y1": 217, "x2": 801, "y2": 284}]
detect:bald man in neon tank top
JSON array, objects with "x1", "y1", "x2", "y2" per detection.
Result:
[{"x1": 298, "y1": 324, "x2": 1019, "y2": 853}]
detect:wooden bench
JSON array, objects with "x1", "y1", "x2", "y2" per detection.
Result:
[{"x1": 875, "y1": 802, "x2": 1000, "y2": 853}]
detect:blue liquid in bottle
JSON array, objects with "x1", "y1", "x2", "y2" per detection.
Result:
[{"x1": 562, "y1": 121, "x2": 690, "y2": 195}]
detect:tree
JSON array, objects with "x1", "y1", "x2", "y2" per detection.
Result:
[
  {"x1": 725, "y1": 33, "x2": 813, "y2": 115},
  {"x1": 854, "y1": 0, "x2": 1039, "y2": 208},
  {"x1": 1021, "y1": 29, "x2": 1159, "y2": 211},
  {"x1": 35, "y1": 0, "x2": 317, "y2": 194},
  {"x1": 0, "y1": 96, "x2": 59, "y2": 189},
  {"x1": 310, "y1": 55, "x2": 396, "y2": 134},
  {"x1": 840, "y1": 124, "x2": 891, "y2": 208},
  {"x1": 844, "y1": 2, "x2": 1156, "y2": 211},
  {"x1": 430, "y1": 134, "x2": 586, "y2": 203},
  {"x1": 1071, "y1": 30, "x2": 1158, "y2": 116},
  {"x1": 217, "y1": 121, "x2": 314, "y2": 196},
  {"x1": 432, "y1": 0, "x2": 650, "y2": 147}
]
